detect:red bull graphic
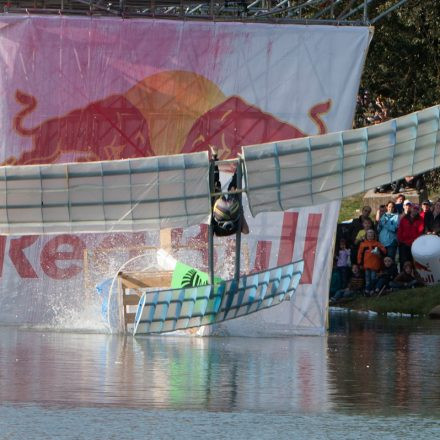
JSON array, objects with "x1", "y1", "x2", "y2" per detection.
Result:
[
  {"x1": 413, "y1": 260, "x2": 430, "y2": 273},
  {"x1": 412, "y1": 235, "x2": 440, "y2": 286},
  {"x1": 414, "y1": 260, "x2": 435, "y2": 285},
  {"x1": 0, "y1": 16, "x2": 371, "y2": 332},
  {"x1": 4, "y1": 70, "x2": 330, "y2": 166}
]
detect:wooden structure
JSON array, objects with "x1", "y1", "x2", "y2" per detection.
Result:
[
  {"x1": 363, "y1": 189, "x2": 426, "y2": 215},
  {"x1": 118, "y1": 270, "x2": 173, "y2": 332}
]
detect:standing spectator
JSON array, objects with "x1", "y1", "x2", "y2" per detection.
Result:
[
  {"x1": 394, "y1": 194, "x2": 405, "y2": 215},
  {"x1": 354, "y1": 218, "x2": 375, "y2": 245},
  {"x1": 352, "y1": 217, "x2": 375, "y2": 259},
  {"x1": 350, "y1": 206, "x2": 373, "y2": 244},
  {"x1": 375, "y1": 204, "x2": 386, "y2": 223},
  {"x1": 401, "y1": 199, "x2": 413, "y2": 218},
  {"x1": 420, "y1": 200, "x2": 431, "y2": 222},
  {"x1": 335, "y1": 238, "x2": 351, "y2": 289},
  {"x1": 390, "y1": 261, "x2": 424, "y2": 290},
  {"x1": 397, "y1": 204, "x2": 424, "y2": 267},
  {"x1": 375, "y1": 256, "x2": 398, "y2": 295},
  {"x1": 377, "y1": 201, "x2": 399, "y2": 260},
  {"x1": 357, "y1": 229, "x2": 386, "y2": 295},
  {"x1": 424, "y1": 200, "x2": 440, "y2": 235}
]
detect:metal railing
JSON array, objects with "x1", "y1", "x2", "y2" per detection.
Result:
[{"x1": 0, "y1": 0, "x2": 409, "y2": 25}]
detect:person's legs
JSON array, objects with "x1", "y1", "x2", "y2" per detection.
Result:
[
  {"x1": 370, "y1": 270, "x2": 378, "y2": 291},
  {"x1": 398, "y1": 244, "x2": 412, "y2": 271},
  {"x1": 331, "y1": 289, "x2": 346, "y2": 301},
  {"x1": 407, "y1": 279, "x2": 418, "y2": 288},
  {"x1": 343, "y1": 289, "x2": 355, "y2": 298},
  {"x1": 376, "y1": 277, "x2": 386, "y2": 291},
  {"x1": 389, "y1": 281, "x2": 403, "y2": 290},
  {"x1": 365, "y1": 269, "x2": 372, "y2": 293},
  {"x1": 386, "y1": 245, "x2": 397, "y2": 261},
  {"x1": 338, "y1": 267, "x2": 348, "y2": 289}
]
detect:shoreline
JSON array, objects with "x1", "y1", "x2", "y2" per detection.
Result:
[{"x1": 329, "y1": 285, "x2": 440, "y2": 317}]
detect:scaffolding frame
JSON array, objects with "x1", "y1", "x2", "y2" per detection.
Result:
[{"x1": 0, "y1": 0, "x2": 409, "y2": 25}]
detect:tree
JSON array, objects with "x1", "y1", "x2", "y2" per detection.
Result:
[{"x1": 361, "y1": 0, "x2": 440, "y2": 117}]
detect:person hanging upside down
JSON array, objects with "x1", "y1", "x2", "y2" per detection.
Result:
[{"x1": 210, "y1": 146, "x2": 249, "y2": 237}]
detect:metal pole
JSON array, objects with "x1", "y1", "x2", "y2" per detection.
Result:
[
  {"x1": 234, "y1": 160, "x2": 243, "y2": 282},
  {"x1": 208, "y1": 159, "x2": 215, "y2": 285}
]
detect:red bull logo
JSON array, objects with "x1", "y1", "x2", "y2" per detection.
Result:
[
  {"x1": 414, "y1": 260, "x2": 431, "y2": 272},
  {"x1": 5, "y1": 70, "x2": 331, "y2": 166}
]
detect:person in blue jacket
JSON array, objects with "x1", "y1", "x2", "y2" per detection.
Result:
[{"x1": 377, "y1": 201, "x2": 399, "y2": 260}]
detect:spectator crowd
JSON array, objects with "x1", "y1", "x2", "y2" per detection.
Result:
[{"x1": 329, "y1": 194, "x2": 440, "y2": 304}]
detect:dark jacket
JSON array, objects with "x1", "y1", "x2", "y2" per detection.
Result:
[
  {"x1": 378, "y1": 264, "x2": 398, "y2": 282},
  {"x1": 393, "y1": 270, "x2": 424, "y2": 285},
  {"x1": 424, "y1": 211, "x2": 440, "y2": 235}
]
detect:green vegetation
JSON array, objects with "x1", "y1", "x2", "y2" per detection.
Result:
[
  {"x1": 338, "y1": 194, "x2": 364, "y2": 222},
  {"x1": 339, "y1": 1, "x2": 440, "y2": 221},
  {"x1": 362, "y1": 1, "x2": 440, "y2": 117},
  {"x1": 337, "y1": 285, "x2": 440, "y2": 317},
  {"x1": 336, "y1": 3, "x2": 440, "y2": 316}
]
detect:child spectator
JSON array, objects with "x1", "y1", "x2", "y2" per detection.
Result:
[
  {"x1": 329, "y1": 264, "x2": 364, "y2": 304},
  {"x1": 390, "y1": 261, "x2": 425, "y2": 290},
  {"x1": 377, "y1": 201, "x2": 399, "y2": 260},
  {"x1": 354, "y1": 218, "x2": 375, "y2": 245},
  {"x1": 375, "y1": 256, "x2": 398, "y2": 295},
  {"x1": 397, "y1": 203, "x2": 424, "y2": 268},
  {"x1": 357, "y1": 229, "x2": 386, "y2": 295},
  {"x1": 350, "y1": 206, "x2": 373, "y2": 244},
  {"x1": 394, "y1": 194, "x2": 405, "y2": 214},
  {"x1": 352, "y1": 217, "x2": 375, "y2": 261},
  {"x1": 335, "y1": 238, "x2": 351, "y2": 288}
]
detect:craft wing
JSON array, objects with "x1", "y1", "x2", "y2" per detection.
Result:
[
  {"x1": 0, "y1": 152, "x2": 210, "y2": 234},
  {"x1": 243, "y1": 105, "x2": 440, "y2": 215}
]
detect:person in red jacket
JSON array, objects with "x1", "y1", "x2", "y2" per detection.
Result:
[
  {"x1": 397, "y1": 203, "x2": 424, "y2": 269},
  {"x1": 357, "y1": 229, "x2": 386, "y2": 295}
]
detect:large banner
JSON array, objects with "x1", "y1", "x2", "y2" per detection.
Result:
[{"x1": 0, "y1": 16, "x2": 371, "y2": 333}]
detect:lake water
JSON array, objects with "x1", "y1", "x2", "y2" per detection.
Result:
[{"x1": 1, "y1": 310, "x2": 440, "y2": 439}]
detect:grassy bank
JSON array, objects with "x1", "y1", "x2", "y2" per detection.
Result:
[
  {"x1": 338, "y1": 194, "x2": 364, "y2": 222},
  {"x1": 337, "y1": 193, "x2": 440, "y2": 316},
  {"x1": 335, "y1": 285, "x2": 440, "y2": 316}
]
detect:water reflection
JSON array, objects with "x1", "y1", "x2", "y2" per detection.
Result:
[
  {"x1": 0, "y1": 328, "x2": 329, "y2": 413},
  {"x1": 1, "y1": 313, "x2": 440, "y2": 417},
  {"x1": 328, "y1": 312, "x2": 440, "y2": 416}
]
